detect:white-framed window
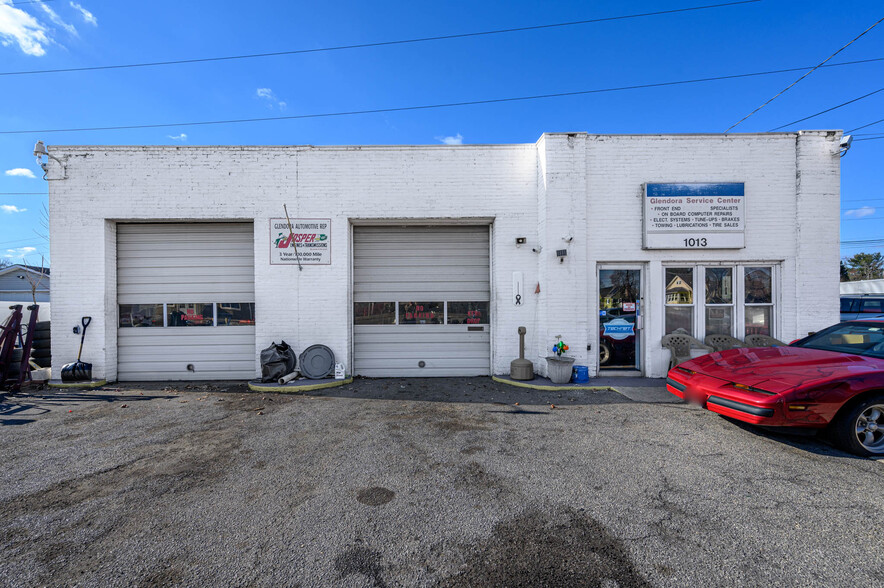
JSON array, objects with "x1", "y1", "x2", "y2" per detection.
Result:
[{"x1": 663, "y1": 263, "x2": 777, "y2": 339}]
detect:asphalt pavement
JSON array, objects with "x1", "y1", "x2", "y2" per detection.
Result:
[{"x1": 1, "y1": 378, "x2": 882, "y2": 587}]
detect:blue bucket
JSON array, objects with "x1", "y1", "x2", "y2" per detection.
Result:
[{"x1": 572, "y1": 365, "x2": 589, "y2": 383}]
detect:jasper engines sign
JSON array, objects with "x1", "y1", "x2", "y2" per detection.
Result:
[
  {"x1": 643, "y1": 183, "x2": 745, "y2": 249},
  {"x1": 270, "y1": 218, "x2": 331, "y2": 265}
]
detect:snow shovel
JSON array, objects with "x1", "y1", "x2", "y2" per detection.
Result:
[{"x1": 61, "y1": 316, "x2": 92, "y2": 382}]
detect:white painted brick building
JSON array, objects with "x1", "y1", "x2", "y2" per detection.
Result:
[{"x1": 45, "y1": 131, "x2": 841, "y2": 382}]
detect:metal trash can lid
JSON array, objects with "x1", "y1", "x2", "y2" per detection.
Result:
[{"x1": 299, "y1": 344, "x2": 335, "y2": 379}]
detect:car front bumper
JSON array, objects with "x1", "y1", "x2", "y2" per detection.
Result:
[{"x1": 666, "y1": 371, "x2": 788, "y2": 425}]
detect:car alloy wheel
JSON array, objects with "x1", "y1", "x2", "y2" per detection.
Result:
[
  {"x1": 599, "y1": 342, "x2": 611, "y2": 366},
  {"x1": 854, "y1": 404, "x2": 884, "y2": 454}
]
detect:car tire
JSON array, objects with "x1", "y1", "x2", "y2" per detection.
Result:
[
  {"x1": 33, "y1": 321, "x2": 51, "y2": 333},
  {"x1": 30, "y1": 338, "x2": 51, "y2": 350},
  {"x1": 598, "y1": 342, "x2": 611, "y2": 366},
  {"x1": 30, "y1": 349, "x2": 51, "y2": 361},
  {"x1": 832, "y1": 394, "x2": 884, "y2": 457}
]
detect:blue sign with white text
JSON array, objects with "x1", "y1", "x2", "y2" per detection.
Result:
[{"x1": 646, "y1": 183, "x2": 744, "y2": 197}]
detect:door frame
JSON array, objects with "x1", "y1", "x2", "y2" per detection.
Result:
[{"x1": 597, "y1": 263, "x2": 647, "y2": 376}]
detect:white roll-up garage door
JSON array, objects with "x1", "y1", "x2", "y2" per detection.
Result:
[
  {"x1": 353, "y1": 225, "x2": 491, "y2": 377},
  {"x1": 117, "y1": 223, "x2": 256, "y2": 381}
]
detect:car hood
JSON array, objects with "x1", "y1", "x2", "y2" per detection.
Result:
[{"x1": 682, "y1": 346, "x2": 883, "y2": 394}]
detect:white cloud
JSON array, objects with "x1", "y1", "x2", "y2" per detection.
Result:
[
  {"x1": 167, "y1": 133, "x2": 188, "y2": 142},
  {"x1": 436, "y1": 133, "x2": 464, "y2": 145},
  {"x1": 4, "y1": 246, "x2": 36, "y2": 260},
  {"x1": 69, "y1": 2, "x2": 96, "y2": 26},
  {"x1": 845, "y1": 206, "x2": 875, "y2": 218},
  {"x1": 256, "y1": 87, "x2": 287, "y2": 109},
  {"x1": 5, "y1": 168, "x2": 36, "y2": 178},
  {"x1": 1, "y1": 205, "x2": 27, "y2": 213},
  {"x1": 0, "y1": 1, "x2": 50, "y2": 56},
  {"x1": 37, "y1": 1, "x2": 77, "y2": 37}
]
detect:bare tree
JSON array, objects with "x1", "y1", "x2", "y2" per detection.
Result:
[{"x1": 19, "y1": 255, "x2": 48, "y2": 306}]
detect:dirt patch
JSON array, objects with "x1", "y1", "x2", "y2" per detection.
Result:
[
  {"x1": 437, "y1": 507, "x2": 649, "y2": 587},
  {"x1": 357, "y1": 487, "x2": 396, "y2": 506},
  {"x1": 334, "y1": 545, "x2": 388, "y2": 587},
  {"x1": 436, "y1": 419, "x2": 490, "y2": 433}
]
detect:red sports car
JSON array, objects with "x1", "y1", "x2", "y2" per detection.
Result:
[{"x1": 666, "y1": 319, "x2": 884, "y2": 456}]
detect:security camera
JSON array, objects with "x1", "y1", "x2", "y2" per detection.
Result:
[
  {"x1": 33, "y1": 140, "x2": 47, "y2": 157},
  {"x1": 839, "y1": 135, "x2": 853, "y2": 158}
]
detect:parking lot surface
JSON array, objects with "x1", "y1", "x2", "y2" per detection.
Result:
[{"x1": 1, "y1": 378, "x2": 882, "y2": 587}]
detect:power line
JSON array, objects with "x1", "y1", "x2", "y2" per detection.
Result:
[
  {"x1": 724, "y1": 15, "x2": 884, "y2": 133},
  {"x1": 843, "y1": 197, "x2": 884, "y2": 203},
  {"x1": 855, "y1": 136, "x2": 884, "y2": 141},
  {"x1": 844, "y1": 215, "x2": 884, "y2": 221},
  {"x1": 847, "y1": 118, "x2": 884, "y2": 133},
  {"x1": 8, "y1": 0, "x2": 58, "y2": 5},
  {"x1": 768, "y1": 87, "x2": 884, "y2": 131},
  {"x1": 3, "y1": 56, "x2": 882, "y2": 135},
  {"x1": 0, "y1": 192, "x2": 46, "y2": 195},
  {"x1": 0, "y1": 1, "x2": 763, "y2": 77}
]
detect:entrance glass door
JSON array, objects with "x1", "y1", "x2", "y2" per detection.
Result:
[{"x1": 599, "y1": 269, "x2": 641, "y2": 370}]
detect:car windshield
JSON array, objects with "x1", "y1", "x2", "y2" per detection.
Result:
[{"x1": 794, "y1": 322, "x2": 884, "y2": 359}]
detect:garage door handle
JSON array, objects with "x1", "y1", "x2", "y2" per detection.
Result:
[{"x1": 468, "y1": 326, "x2": 484, "y2": 332}]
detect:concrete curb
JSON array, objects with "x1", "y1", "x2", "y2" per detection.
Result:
[
  {"x1": 491, "y1": 375, "x2": 615, "y2": 392},
  {"x1": 48, "y1": 379, "x2": 108, "y2": 389},
  {"x1": 248, "y1": 377, "x2": 353, "y2": 393}
]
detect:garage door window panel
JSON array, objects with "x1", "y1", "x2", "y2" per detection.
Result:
[
  {"x1": 447, "y1": 301, "x2": 489, "y2": 324},
  {"x1": 119, "y1": 304, "x2": 164, "y2": 328},
  {"x1": 399, "y1": 302, "x2": 442, "y2": 324},
  {"x1": 354, "y1": 302, "x2": 396, "y2": 325},
  {"x1": 217, "y1": 303, "x2": 256, "y2": 326},
  {"x1": 168, "y1": 303, "x2": 214, "y2": 326}
]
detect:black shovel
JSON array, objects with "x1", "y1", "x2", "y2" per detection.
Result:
[{"x1": 61, "y1": 317, "x2": 92, "y2": 382}]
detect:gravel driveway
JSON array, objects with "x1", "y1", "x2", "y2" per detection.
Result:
[{"x1": 1, "y1": 378, "x2": 882, "y2": 587}]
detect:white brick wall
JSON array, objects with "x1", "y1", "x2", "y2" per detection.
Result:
[{"x1": 47, "y1": 132, "x2": 840, "y2": 381}]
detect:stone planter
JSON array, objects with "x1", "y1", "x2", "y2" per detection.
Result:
[{"x1": 546, "y1": 355, "x2": 575, "y2": 384}]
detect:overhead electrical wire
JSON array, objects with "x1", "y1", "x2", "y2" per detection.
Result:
[
  {"x1": 847, "y1": 118, "x2": 884, "y2": 133},
  {"x1": 768, "y1": 87, "x2": 884, "y2": 131},
  {"x1": 724, "y1": 15, "x2": 884, "y2": 133},
  {"x1": 0, "y1": 1, "x2": 763, "y2": 77},
  {"x1": 855, "y1": 136, "x2": 884, "y2": 141},
  {"x1": 2, "y1": 57, "x2": 882, "y2": 135}
]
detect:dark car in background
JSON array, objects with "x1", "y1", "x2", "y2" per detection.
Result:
[{"x1": 841, "y1": 295, "x2": 884, "y2": 321}]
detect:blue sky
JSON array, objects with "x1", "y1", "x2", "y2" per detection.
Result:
[{"x1": 1, "y1": 0, "x2": 882, "y2": 266}]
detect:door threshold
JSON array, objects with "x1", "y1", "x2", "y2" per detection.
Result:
[{"x1": 598, "y1": 370, "x2": 642, "y2": 377}]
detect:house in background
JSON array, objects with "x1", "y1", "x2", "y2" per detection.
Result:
[{"x1": 0, "y1": 264, "x2": 50, "y2": 322}]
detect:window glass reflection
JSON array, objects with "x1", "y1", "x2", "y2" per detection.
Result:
[
  {"x1": 705, "y1": 267, "x2": 733, "y2": 304},
  {"x1": 354, "y1": 302, "x2": 396, "y2": 325},
  {"x1": 666, "y1": 268, "x2": 694, "y2": 305},
  {"x1": 447, "y1": 302, "x2": 489, "y2": 324},
  {"x1": 217, "y1": 303, "x2": 255, "y2": 326},
  {"x1": 119, "y1": 304, "x2": 163, "y2": 327},
  {"x1": 745, "y1": 267, "x2": 772, "y2": 303},
  {"x1": 398, "y1": 302, "x2": 442, "y2": 324},
  {"x1": 745, "y1": 306, "x2": 772, "y2": 336},
  {"x1": 168, "y1": 303, "x2": 214, "y2": 326}
]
